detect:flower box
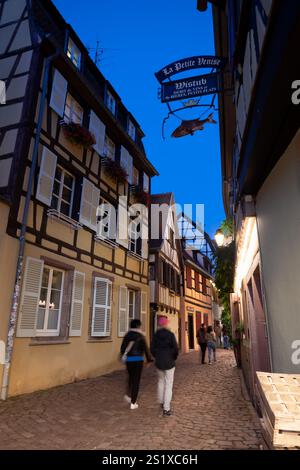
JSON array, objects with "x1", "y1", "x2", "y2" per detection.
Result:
[
  {"x1": 129, "y1": 185, "x2": 150, "y2": 206},
  {"x1": 60, "y1": 120, "x2": 96, "y2": 149},
  {"x1": 101, "y1": 157, "x2": 128, "y2": 183}
]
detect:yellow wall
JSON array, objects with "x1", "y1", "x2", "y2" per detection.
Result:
[
  {"x1": 182, "y1": 299, "x2": 212, "y2": 353},
  {"x1": 7, "y1": 243, "x2": 149, "y2": 397}
]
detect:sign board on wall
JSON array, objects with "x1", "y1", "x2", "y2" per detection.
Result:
[
  {"x1": 155, "y1": 56, "x2": 226, "y2": 83},
  {"x1": 161, "y1": 73, "x2": 222, "y2": 103}
]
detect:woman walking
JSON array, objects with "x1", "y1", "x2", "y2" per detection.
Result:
[
  {"x1": 120, "y1": 319, "x2": 152, "y2": 410},
  {"x1": 196, "y1": 323, "x2": 207, "y2": 364},
  {"x1": 206, "y1": 325, "x2": 217, "y2": 365}
]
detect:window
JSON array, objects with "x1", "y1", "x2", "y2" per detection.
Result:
[
  {"x1": 129, "y1": 218, "x2": 141, "y2": 255},
  {"x1": 176, "y1": 273, "x2": 181, "y2": 294},
  {"x1": 66, "y1": 38, "x2": 81, "y2": 69},
  {"x1": 103, "y1": 135, "x2": 115, "y2": 160},
  {"x1": 97, "y1": 197, "x2": 116, "y2": 240},
  {"x1": 64, "y1": 93, "x2": 83, "y2": 124},
  {"x1": 149, "y1": 264, "x2": 155, "y2": 281},
  {"x1": 128, "y1": 289, "x2": 138, "y2": 327},
  {"x1": 91, "y1": 277, "x2": 112, "y2": 337},
  {"x1": 105, "y1": 90, "x2": 116, "y2": 115},
  {"x1": 143, "y1": 173, "x2": 149, "y2": 193},
  {"x1": 169, "y1": 228, "x2": 175, "y2": 249},
  {"x1": 128, "y1": 119, "x2": 136, "y2": 141},
  {"x1": 51, "y1": 166, "x2": 74, "y2": 217},
  {"x1": 170, "y1": 268, "x2": 175, "y2": 291},
  {"x1": 133, "y1": 166, "x2": 139, "y2": 186},
  {"x1": 37, "y1": 266, "x2": 64, "y2": 336}
]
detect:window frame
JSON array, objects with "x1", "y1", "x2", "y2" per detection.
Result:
[
  {"x1": 105, "y1": 89, "x2": 116, "y2": 115},
  {"x1": 127, "y1": 119, "x2": 136, "y2": 141},
  {"x1": 51, "y1": 166, "x2": 75, "y2": 217},
  {"x1": 64, "y1": 93, "x2": 83, "y2": 124},
  {"x1": 103, "y1": 134, "x2": 116, "y2": 160},
  {"x1": 36, "y1": 266, "x2": 65, "y2": 337},
  {"x1": 66, "y1": 37, "x2": 81, "y2": 70}
]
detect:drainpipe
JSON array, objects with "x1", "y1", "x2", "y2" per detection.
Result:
[{"x1": 0, "y1": 54, "x2": 55, "y2": 400}]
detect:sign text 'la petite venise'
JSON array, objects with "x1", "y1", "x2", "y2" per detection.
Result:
[
  {"x1": 161, "y1": 73, "x2": 221, "y2": 103},
  {"x1": 155, "y1": 55, "x2": 226, "y2": 83}
]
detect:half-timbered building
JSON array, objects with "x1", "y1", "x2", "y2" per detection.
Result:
[
  {"x1": 0, "y1": 0, "x2": 157, "y2": 397},
  {"x1": 149, "y1": 193, "x2": 182, "y2": 343}
]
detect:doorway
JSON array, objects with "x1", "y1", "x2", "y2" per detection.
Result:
[{"x1": 188, "y1": 315, "x2": 194, "y2": 350}]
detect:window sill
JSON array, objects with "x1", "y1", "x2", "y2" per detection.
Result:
[
  {"x1": 47, "y1": 209, "x2": 82, "y2": 231},
  {"x1": 29, "y1": 339, "x2": 71, "y2": 346},
  {"x1": 128, "y1": 251, "x2": 144, "y2": 261},
  {"x1": 94, "y1": 235, "x2": 119, "y2": 249},
  {"x1": 87, "y1": 338, "x2": 113, "y2": 343}
]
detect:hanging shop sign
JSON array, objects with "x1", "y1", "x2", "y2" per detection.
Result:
[
  {"x1": 155, "y1": 55, "x2": 226, "y2": 83},
  {"x1": 161, "y1": 72, "x2": 222, "y2": 103}
]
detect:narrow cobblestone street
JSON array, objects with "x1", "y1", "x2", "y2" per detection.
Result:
[{"x1": 0, "y1": 350, "x2": 263, "y2": 450}]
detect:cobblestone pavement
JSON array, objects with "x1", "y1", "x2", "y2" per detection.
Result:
[{"x1": 0, "y1": 350, "x2": 264, "y2": 450}]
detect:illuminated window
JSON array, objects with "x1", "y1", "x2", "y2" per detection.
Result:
[
  {"x1": 66, "y1": 38, "x2": 81, "y2": 70},
  {"x1": 64, "y1": 93, "x2": 83, "y2": 124},
  {"x1": 37, "y1": 267, "x2": 64, "y2": 336}
]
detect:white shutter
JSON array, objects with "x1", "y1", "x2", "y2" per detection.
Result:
[
  {"x1": 89, "y1": 111, "x2": 106, "y2": 156},
  {"x1": 118, "y1": 286, "x2": 128, "y2": 337},
  {"x1": 141, "y1": 208, "x2": 149, "y2": 259},
  {"x1": 92, "y1": 278, "x2": 111, "y2": 337},
  {"x1": 36, "y1": 146, "x2": 57, "y2": 206},
  {"x1": 127, "y1": 153, "x2": 133, "y2": 184},
  {"x1": 79, "y1": 178, "x2": 100, "y2": 231},
  {"x1": 69, "y1": 271, "x2": 85, "y2": 336},
  {"x1": 116, "y1": 195, "x2": 128, "y2": 248},
  {"x1": 16, "y1": 257, "x2": 44, "y2": 337},
  {"x1": 140, "y1": 291, "x2": 147, "y2": 334},
  {"x1": 49, "y1": 69, "x2": 67, "y2": 117},
  {"x1": 120, "y1": 146, "x2": 128, "y2": 172},
  {"x1": 143, "y1": 173, "x2": 149, "y2": 192}
]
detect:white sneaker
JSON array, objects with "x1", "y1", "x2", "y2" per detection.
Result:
[
  {"x1": 124, "y1": 395, "x2": 131, "y2": 404},
  {"x1": 130, "y1": 403, "x2": 139, "y2": 410}
]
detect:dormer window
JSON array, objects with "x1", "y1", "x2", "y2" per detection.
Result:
[
  {"x1": 67, "y1": 38, "x2": 81, "y2": 70},
  {"x1": 128, "y1": 119, "x2": 136, "y2": 141},
  {"x1": 105, "y1": 90, "x2": 116, "y2": 115},
  {"x1": 64, "y1": 93, "x2": 83, "y2": 124}
]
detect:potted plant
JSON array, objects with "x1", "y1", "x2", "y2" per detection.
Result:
[
  {"x1": 129, "y1": 185, "x2": 150, "y2": 206},
  {"x1": 101, "y1": 157, "x2": 128, "y2": 184},
  {"x1": 60, "y1": 120, "x2": 96, "y2": 149}
]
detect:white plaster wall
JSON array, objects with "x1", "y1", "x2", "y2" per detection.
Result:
[{"x1": 256, "y1": 128, "x2": 300, "y2": 373}]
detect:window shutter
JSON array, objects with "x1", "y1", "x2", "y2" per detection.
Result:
[
  {"x1": 79, "y1": 178, "x2": 100, "y2": 230},
  {"x1": 92, "y1": 278, "x2": 111, "y2": 337},
  {"x1": 187, "y1": 266, "x2": 192, "y2": 288},
  {"x1": 120, "y1": 146, "x2": 133, "y2": 183},
  {"x1": 143, "y1": 173, "x2": 149, "y2": 192},
  {"x1": 116, "y1": 195, "x2": 128, "y2": 248},
  {"x1": 141, "y1": 208, "x2": 148, "y2": 259},
  {"x1": 195, "y1": 272, "x2": 200, "y2": 292},
  {"x1": 69, "y1": 271, "x2": 85, "y2": 336},
  {"x1": 89, "y1": 111, "x2": 106, "y2": 156},
  {"x1": 118, "y1": 286, "x2": 128, "y2": 337},
  {"x1": 36, "y1": 146, "x2": 57, "y2": 206},
  {"x1": 127, "y1": 153, "x2": 133, "y2": 184},
  {"x1": 49, "y1": 69, "x2": 67, "y2": 117},
  {"x1": 16, "y1": 257, "x2": 44, "y2": 337},
  {"x1": 140, "y1": 291, "x2": 147, "y2": 333}
]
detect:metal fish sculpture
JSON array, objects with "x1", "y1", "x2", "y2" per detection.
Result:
[{"x1": 171, "y1": 112, "x2": 217, "y2": 138}]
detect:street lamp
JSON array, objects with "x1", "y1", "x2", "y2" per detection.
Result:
[{"x1": 215, "y1": 229, "x2": 225, "y2": 247}]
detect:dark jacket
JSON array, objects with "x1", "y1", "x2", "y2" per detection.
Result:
[
  {"x1": 120, "y1": 330, "x2": 152, "y2": 361},
  {"x1": 196, "y1": 327, "x2": 207, "y2": 345},
  {"x1": 150, "y1": 328, "x2": 179, "y2": 370}
]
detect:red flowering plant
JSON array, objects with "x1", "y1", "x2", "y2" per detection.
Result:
[
  {"x1": 129, "y1": 185, "x2": 150, "y2": 206},
  {"x1": 60, "y1": 120, "x2": 96, "y2": 149},
  {"x1": 101, "y1": 157, "x2": 128, "y2": 183}
]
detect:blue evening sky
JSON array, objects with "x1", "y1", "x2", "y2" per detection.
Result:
[{"x1": 53, "y1": 0, "x2": 225, "y2": 237}]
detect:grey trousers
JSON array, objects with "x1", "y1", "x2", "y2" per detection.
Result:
[{"x1": 157, "y1": 367, "x2": 175, "y2": 412}]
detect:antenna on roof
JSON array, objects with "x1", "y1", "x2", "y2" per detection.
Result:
[{"x1": 94, "y1": 41, "x2": 103, "y2": 67}]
